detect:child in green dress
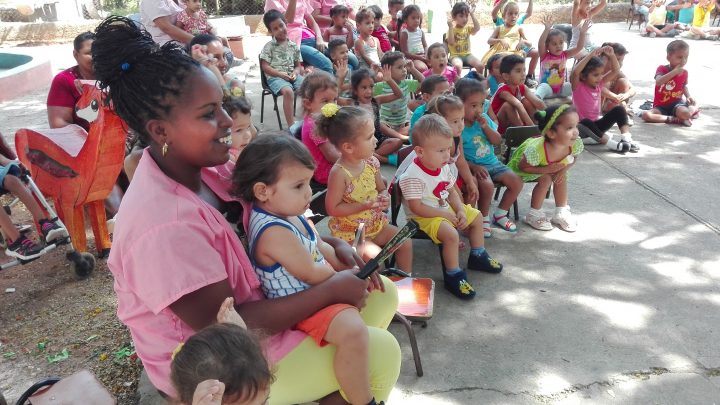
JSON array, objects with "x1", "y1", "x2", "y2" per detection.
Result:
[{"x1": 508, "y1": 104, "x2": 584, "y2": 232}]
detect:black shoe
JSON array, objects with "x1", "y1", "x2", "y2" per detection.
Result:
[
  {"x1": 627, "y1": 141, "x2": 640, "y2": 153},
  {"x1": 5, "y1": 235, "x2": 45, "y2": 261},
  {"x1": 467, "y1": 251, "x2": 503, "y2": 273},
  {"x1": 39, "y1": 217, "x2": 69, "y2": 244},
  {"x1": 613, "y1": 140, "x2": 631, "y2": 154}
]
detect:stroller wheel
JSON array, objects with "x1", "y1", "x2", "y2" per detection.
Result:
[{"x1": 67, "y1": 251, "x2": 96, "y2": 278}]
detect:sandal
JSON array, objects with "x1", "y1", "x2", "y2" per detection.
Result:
[
  {"x1": 483, "y1": 218, "x2": 492, "y2": 238},
  {"x1": 492, "y1": 213, "x2": 517, "y2": 232}
]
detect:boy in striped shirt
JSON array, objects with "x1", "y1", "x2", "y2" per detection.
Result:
[{"x1": 374, "y1": 51, "x2": 423, "y2": 142}]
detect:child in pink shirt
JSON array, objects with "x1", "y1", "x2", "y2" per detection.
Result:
[{"x1": 300, "y1": 71, "x2": 341, "y2": 187}]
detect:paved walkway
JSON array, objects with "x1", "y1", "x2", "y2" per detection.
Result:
[{"x1": 2, "y1": 23, "x2": 719, "y2": 404}]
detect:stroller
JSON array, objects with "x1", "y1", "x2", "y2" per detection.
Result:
[{"x1": 0, "y1": 162, "x2": 93, "y2": 277}]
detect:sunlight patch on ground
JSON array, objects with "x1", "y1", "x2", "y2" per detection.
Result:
[
  {"x1": 544, "y1": 212, "x2": 647, "y2": 244},
  {"x1": 508, "y1": 267, "x2": 566, "y2": 284},
  {"x1": 639, "y1": 231, "x2": 686, "y2": 250},
  {"x1": 700, "y1": 259, "x2": 720, "y2": 280},
  {"x1": 388, "y1": 389, "x2": 461, "y2": 404},
  {"x1": 678, "y1": 292, "x2": 720, "y2": 308},
  {"x1": 592, "y1": 282, "x2": 645, "y2": 297},
  {"x1": 571, "y1": 294, "x2": 653, "y2": 330},
  {"x1": 496, "y1": 288, "x2": 538, "y2": 318},
  {"x1": 535, "y1": 372, "x2": 572, "y2": 396},
  {"x1": 649, "y1": 258, "x2": 710, "y2": 286},
  {"x1": 698, "y1": 148, "x2": 720, "y2": 165}
]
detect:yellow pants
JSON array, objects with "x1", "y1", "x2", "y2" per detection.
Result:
[
  {"x1": 269, "y1": 277, "x2": 400, "y2": 405},
  {"x1": 412, "y1": 204, "x2": 481, "y2": 244}
]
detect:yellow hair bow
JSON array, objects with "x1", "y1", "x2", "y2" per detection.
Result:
[{"x1": 321, "y1": 103, "x2": 340, "y2": 118}]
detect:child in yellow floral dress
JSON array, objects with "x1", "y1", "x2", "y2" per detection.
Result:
[{"x1": 318, "y1": 103, "x2": 413, "y2": 274}]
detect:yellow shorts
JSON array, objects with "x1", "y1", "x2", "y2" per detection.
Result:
[{"x1": 412, "y1": 204, "x2": 480, "y2": 244}]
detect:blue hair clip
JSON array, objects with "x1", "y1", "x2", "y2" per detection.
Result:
[{"x1": 120, "y1": 62, "x2": 131, "y2": 72}]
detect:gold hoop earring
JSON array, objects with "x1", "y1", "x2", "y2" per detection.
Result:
[{"x1": 162, "y1": 142, "x2": 169, "y2": 156}]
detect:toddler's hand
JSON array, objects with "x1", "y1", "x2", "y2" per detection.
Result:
[
  {"x1": 547, "y1": 162, "x2": 566, "y2": 173},
  {"x1": 471, "y1": 164, "x2": 490, "y2": 180},
  {"x1": 687, "y1": 96, "x2": 696, "y2": 106},
  {"x1": 543, "y1": 15, "x2": 553, "y2": 28},
  {"x1": 580, "y1": 19, "x2": 592, "y2": 33},
  {"x1": 465, "y1": 179, "x2": 479, "y2": 205},
  {"x1": 216, "y1": 297, "x2": 246, "y2": 328},
  {"x1": 335, "y1": 58, "x2": 349, "y2": 78},
  {"x1": 192, "y1": 380, "x2": 225, "y2": 405},
  {"x1": 382, "y1": 64, "x2": 393, "y2": 81},
  {"x1": 499, "y1": 39, "x2": 510, "y2": 50},
  {"x1": 456, "y1": 211, "x2": 468, "y2": 230},
  {"x1": 444, "y1": 211, "x2": 459, "y2": 226}
]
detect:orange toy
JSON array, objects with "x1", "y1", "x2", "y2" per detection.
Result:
[{"x1": 15, "y1": 81, "x2": 127, "y2": 276}]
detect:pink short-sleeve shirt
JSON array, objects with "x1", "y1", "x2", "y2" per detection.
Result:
[
  {"x1": 301, "y1": 115, "x2": 333, "y2": 185},
  {"x1": 308, "y1": 0, "x2": 353, "y2": 31},
  {"x1": 265, "y1": 0, "x2": 316, "y2": 46},
  {"x1": 108, "y1": 150, "x2": 306, "y2": 398},
  {"x1": 140, "y1": 0, "x2": 184, "y2": 45}
]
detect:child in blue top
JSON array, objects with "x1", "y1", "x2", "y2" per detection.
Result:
[
  {"x1": 457, "y1": 78, "x2": 523, "y2": 238},
  {"x1": 408, "y1": 75, "x2": 451, "y2": 141},
  {"x1": 232, "y1": 135, "x2": 381, "y2": 405}
]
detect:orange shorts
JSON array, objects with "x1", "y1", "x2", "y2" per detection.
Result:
[{"x1": 295, "y1": 303, "x2": 356, "y2": 347}]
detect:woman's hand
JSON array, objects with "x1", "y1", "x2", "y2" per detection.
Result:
[
  {"x1": 316, "y1": 39, "x2": 327, "y2": 52},
  {"x1": 333, "y1": 238, "x2": 365, "y2": 269},
  {"x1": 498, "y1": 39, "x2": 510, "y2": 50},
  {"x1": 191, "y1": 44, "x2": 218, "y2": 67},
  {"x1": 326, "y1": 270, "x2": 371, "y2": 309}
]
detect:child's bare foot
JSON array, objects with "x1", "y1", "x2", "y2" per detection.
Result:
[
  {"x1": 192, "y1": 379, "x2": 225, "y2": 405},
  {"x1": 217, "y1": 297, "x2": 246, "y2": 328}
]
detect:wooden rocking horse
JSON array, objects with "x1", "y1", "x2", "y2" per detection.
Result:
[{"x1": 15, "y1": 80, "x2": 127, "y2": 277}]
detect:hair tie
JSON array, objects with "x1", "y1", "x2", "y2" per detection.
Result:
[
  {"x1": 542, "y1": 104, "x2": 571, "y2": 135},
  {"x1": 321, "y1": 103, "x2": 340, "y2": 118},
  {"x1": 171, "y1": 342, "x2": 184, "y2": 360},
  {"x1": 537, "y1": 110, "x2": 547, "y2": 119},
  {"x1": 120, "y1": 62, "x2": 131, "y2": 72}
]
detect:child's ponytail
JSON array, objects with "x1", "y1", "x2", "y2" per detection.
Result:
[{"x1": 314, "y1": 103, "x2": 373, "y2": 147}]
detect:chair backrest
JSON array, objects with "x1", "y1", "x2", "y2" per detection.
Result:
[
  {"x1": 501, "y1": 125, "x2": 540, "y2": 163},
  {"x1": 258, "y1": 55, "x2": 272, "y2": 92},
  {"x1": 389, "y1": 145, "x2": 415, "y2": 226}
]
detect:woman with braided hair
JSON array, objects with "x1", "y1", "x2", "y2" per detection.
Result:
[{"x1": 96, "y1": 16, "x2": 400, "y2": 405}]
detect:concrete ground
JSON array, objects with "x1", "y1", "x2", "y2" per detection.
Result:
[{"x1": 2, "y1": 23, "x2": 719, "y2": 404}]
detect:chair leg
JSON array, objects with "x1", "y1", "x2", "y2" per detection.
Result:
[
  {"x1": 393, "y1": 312, "x2": 423, "y2": 377},
  {"x1": 260, "y1": 93, "x2": 265, "y2": 124},
  {"x1": 493, "y1": 186, "x2": 501, "y2": 201},
  {"x1": 513, "y1": 200, "x2": 519, "y2": 221},
  {"x1": 273, "y1": 96, "x2": 283, "y2": 130},
  {"x1": 437, "y1": 244, "x2": 446, "y2": 273}
]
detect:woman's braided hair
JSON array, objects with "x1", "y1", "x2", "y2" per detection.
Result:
[{"x1": 92, "y1": 15, "x2": 202, "y2": 144}]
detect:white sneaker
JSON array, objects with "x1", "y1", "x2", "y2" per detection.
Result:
[
  {"x1": 551, "y1": 207, "x2": 577, "y2": 232},
  {"x1": 524, "y1": 211, "x2": 553, "y2": 231}
]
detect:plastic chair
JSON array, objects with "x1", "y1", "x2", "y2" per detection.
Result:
[
  {"x1": 390, "y1": 276, "x2": 434, "y2": 377},
  {"x1": 386, "y1": 145, "x2": 439, "y2": 377},
  {"x1": 258, "y1": 55, "x2": 296, "y2": 130},
  {"x1": 628, "y1": 0, "x2": 646, "y2": 30}
]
